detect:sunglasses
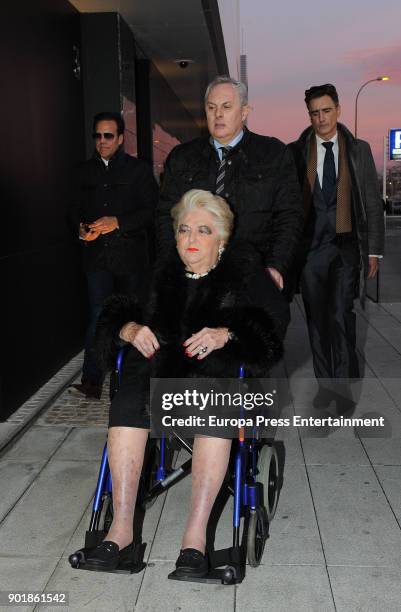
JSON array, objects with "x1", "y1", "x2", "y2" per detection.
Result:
[{"x1": 92, "y1": 132, "x2": 116, "y2": 140}]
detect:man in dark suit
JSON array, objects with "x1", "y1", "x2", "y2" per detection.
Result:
[
  {"x1": 290, "y1": 84, "x2": 384, "y2": 389},
  {"x1": 69, "y1": 112, "x2": 158, "y2": 399},
  {"x1": 157, "y1": 76, "x2": 303, "y2": 340}
]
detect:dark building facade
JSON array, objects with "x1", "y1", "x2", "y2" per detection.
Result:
[
  {"x1": 1, "y1": 1, "x2": 222, "y2": 419},
  {"x1": 1, "y1": 1, "x2": 86, "y2": 419}
]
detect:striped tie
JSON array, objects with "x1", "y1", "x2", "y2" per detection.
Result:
[{"x1": 215, "y1": 146, "x2": 231, "y2": 195}]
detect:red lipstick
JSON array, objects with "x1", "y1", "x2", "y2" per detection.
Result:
[{"x1": 187, "y1": 247, "x2": 199, "y2": 252}]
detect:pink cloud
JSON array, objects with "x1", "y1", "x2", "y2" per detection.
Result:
[{"x1": 344, "y1": 45, "x2": 401, "y2": 84}]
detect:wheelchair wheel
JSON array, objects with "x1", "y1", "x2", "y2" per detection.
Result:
[
  {"x1": 247, "y1": 507, "x2": 267, "y2": 567},
  {"x1": 256, "y1": 444, "x2": 279, "y2": 522}
]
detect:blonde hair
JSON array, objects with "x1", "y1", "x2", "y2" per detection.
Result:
[{"x1": 171, "y1": 189, "x2": 234, "y2": 243}]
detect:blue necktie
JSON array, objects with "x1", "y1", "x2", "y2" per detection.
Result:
[{"x1": 322, "y1": 141, "x2": 336, "y2": 203}]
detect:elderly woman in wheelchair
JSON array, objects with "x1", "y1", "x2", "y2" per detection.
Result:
[{"x1": 85, "y1": 188, "x2": 288, "y2": 578}]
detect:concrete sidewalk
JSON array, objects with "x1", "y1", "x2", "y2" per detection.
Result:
[{"x1": 0, "y1": 293, "x2": 400, "y2": 612}]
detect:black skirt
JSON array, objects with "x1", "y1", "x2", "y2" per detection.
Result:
[{"x1": 109, "y1": 347, "x2": 151, "y2": 429}]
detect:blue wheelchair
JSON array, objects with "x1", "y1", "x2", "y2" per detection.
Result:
[{"x1": 69, "y1": 350, "x2": 280, "y2": 585}]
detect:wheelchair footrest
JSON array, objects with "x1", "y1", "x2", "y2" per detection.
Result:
[
  {"x1": 168, "y1": 546, "x2": 246, "y2": 585},
  {"x1": 69, "y1": 532, "x2": 146, "y2": 575},
  {"x1": 84, "y1": 529, "x2": 105, "y2": 549}
]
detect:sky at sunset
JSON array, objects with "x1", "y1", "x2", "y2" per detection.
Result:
[{"x1": 241, "y1": 0, "x2": 401, "y2": 171}]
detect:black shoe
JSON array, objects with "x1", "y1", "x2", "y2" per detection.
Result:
[
  {"x1": 175, "y1": 548, "x2": 208, "y2": 578},
  {"x1": 313, "y1": 387, "x2": 333, "y2": 410},
  {"x1": 85, "y1": 540, "x2": 133, "y2": 571},
  {"x1": 335, "y1": 395, "x2": 356, "y2": 416},
  {"x1": 68, "y1": 382, "x2": 102, "y2": 400}
]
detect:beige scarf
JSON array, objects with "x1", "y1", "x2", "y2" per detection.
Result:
[{"x1": 304, "y1": 131, "x2": 352, "y2": 233}]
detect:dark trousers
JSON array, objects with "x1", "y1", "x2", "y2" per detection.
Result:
[
  {"x1": 82, "y1": 269, "x2": 146, "y2": 387},
  {"x1": 300, "y1": 240, "x2": 360, "y2": 379}
]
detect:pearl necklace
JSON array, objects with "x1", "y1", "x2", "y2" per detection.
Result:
[{"x1": 185, "y1": 260, "x2": 218, "y2": 279}]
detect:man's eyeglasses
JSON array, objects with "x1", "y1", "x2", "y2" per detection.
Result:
[{"x1": 92, "y1": 132, "x2": 116, "y2": 140}]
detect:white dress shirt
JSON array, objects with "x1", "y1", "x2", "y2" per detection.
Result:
[
  {"x1": 316, "y1": 133, "x2": 338, "y2": 188},
  {"x1": 213, "y1": 129, "x2": 244, "y2": 160}
]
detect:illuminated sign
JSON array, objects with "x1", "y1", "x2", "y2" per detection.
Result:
[{"x1": 389, "y1": 129, "x2": 401, "y2": 160}]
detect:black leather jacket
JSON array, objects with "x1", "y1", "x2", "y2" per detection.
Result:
[{"x1": 157, "y1": 128, "x2": 303, "y2": 276}]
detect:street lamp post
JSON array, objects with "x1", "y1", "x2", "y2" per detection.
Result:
[{"x1": 354, "y1": 76, "x2": 389, "y2": 138}]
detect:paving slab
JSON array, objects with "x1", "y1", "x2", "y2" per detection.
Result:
[
  {"x1": 354, "y1": 357, "x2": 376, "y2": 377},
  {"x1": 308, "y1": 465, "x2": 401, "y2": 566},
  {"x1": 3, "y1": 426, "x2": 69, "y2": 461},
  {"x1": 37, "y1": 384, "x2": 109, "y2": 428},
  {"x1": 267, "y1": 464, "x2": 324, "y2": 565},
  {"x1": 353, "y1": 408, "x2": 401, "y2": 440},
  {"x1": 354, "y1": 377, "x2": 395, "y2": 407},
  {"x1": 0, "y1": 460, "x2": 99, "y2": 557},
  {"x1": 0, "y1": 461, "x2": 46, "y2": 523},
  {"x1": 0, "y1": 423, "x2": 23, "y2": 451},
  {"x1": 134, "y1": 560, "x2": 235, "y2": 612},
  {"x1": 363, "y1": 347, "x2": 401, "y2": 377},
  {"x1": 43, "y1": 556, "x2": 143, "y2": 612},
  {"x1": 382, "y1": 303, "x2": 401, "y2": 322},
  {"x1": 359, "y1": 317, "x2": 401, "y2": 336},
  {"x1": 52, "y1": 427, "x2": 107, "y2": 461},
  {"x1": 283, "y1": 379, "x2": 401, "y2": 441},
  {"x1": 0, "y1": 556, "x2": 59, "y2": 612},
  {"x1": 236, "y1": 564, "x2": 335, "y2": 612},
  {"x1": 146, "y1": 462, "x2": 192, "y2": 561},
  {"x1": 378, "y1": 378, "x2": 401, "y2": 407},
  {"x1": 328, "y1": 565, "x2": 401, "y2": 612},
  {"x1": 361, "y1": 438, "x2": 401, "y2": 465},
  {"x1": 287, "y1": 378, "x2": 380, "y2": 409},
  {"x1": 274, "y1": 425, "x2": 304, "y2": 466},
  {"x1": 301, "y1": 437, "x2": 368, "y2": 466},
  {"x1": 376, "y1": 327, "x2": 401, "y2": 352},
  {"x1": 374, "y1": 465, "x2": 401, "y2": 523}
]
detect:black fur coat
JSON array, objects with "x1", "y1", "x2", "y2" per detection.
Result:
[{"x1": 96, "y1": 241, "x2": 283, "y2": 379}]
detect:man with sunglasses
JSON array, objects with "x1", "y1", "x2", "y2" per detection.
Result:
[
  {"x1": 69, "y1": 111, "x2": 158, "y2": 400},
  {"x1": 290, "y1": 84, "x2": 384, "y2": 400}
]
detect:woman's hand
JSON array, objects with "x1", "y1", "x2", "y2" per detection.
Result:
[
  {"x1": 119, "y1": 322, "x2": 160, "y2": 359},
  {"x1": 183, "y1": 327, "x2": 229, "y2": 360}
]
